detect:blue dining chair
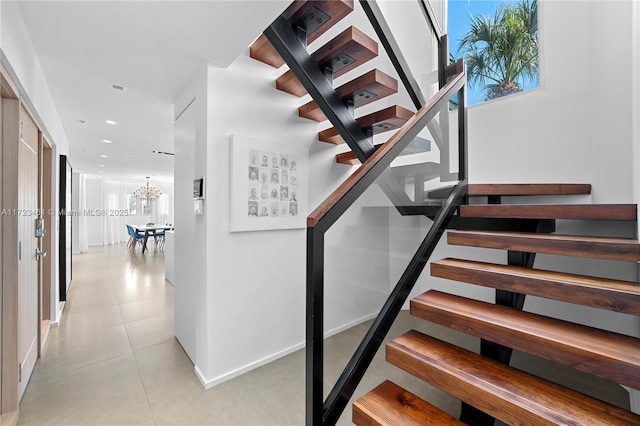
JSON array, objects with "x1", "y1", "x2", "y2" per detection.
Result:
[
  {"x1": 152, "y1": 223, "x2": 172, "y2": 249},
  {"x1": 126, "y1": 225, "x2": 145, "y2": 250}
]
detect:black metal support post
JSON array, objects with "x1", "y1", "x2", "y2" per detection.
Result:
[
  {"x1": 360, "y1": 0, "x2": 426, "y2": 109},
  {"x1": 306, "y1": 227, "x2": 325, "y2": 426},
  {"x1": 457, "y1": 72, "x2": 468, "y2": 185},
  {"x1": 264, "y1": 16, "x2": 375, "y2": 162},
  {"x1": 438, "y1": 34, "x2": 449, "y2": 89},
  {"x1": 460, "y1": 233, "x2": 538, "y2": 426}
]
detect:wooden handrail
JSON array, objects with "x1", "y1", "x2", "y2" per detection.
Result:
[{"x1": 307, "y1": 59, "x2": 466, "y2": 228}]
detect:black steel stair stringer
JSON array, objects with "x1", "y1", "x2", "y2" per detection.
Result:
[{"x1": 264, "y1": 15, "x2": 375, "y2": 163}]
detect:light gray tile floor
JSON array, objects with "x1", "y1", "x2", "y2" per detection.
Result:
[{"x1": 18, "y1": 244, "x2": 630, "y2": 425}]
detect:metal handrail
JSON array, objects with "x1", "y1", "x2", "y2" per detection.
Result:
[
  {"x1": 308, "y1": 60, "x2": 465, "y2": 231},
  {"x1": 306, "y1": 60, "x2": 467, "y2": 425}
]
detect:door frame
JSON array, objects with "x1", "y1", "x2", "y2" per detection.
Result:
[
  {"x1": 40, "y1": 137, "x2": 53, "y2": 351},
  {"x1": 1, "y1": 63, "x2": 21, "y2": 423}
]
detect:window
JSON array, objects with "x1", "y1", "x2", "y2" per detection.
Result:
[{"x1": 448, "y1": 0, "x2": 539, "y2": 105}]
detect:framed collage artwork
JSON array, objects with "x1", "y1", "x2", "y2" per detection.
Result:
[{"x1": 229, "y1": 135, "x2": 309, "y2": 232}]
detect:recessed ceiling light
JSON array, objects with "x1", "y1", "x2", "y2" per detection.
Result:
[
  {"x1": 99, "y1": 164, "x2": 105, "y2": 167},
  {"x1": 102, "y1": 139, "x2": 112, "y2": 144},
  {"x1": 100, "y1": 154, "x2": 108, "y2": 158},
  {"x1": 105, "y1": 120, "x2": 116, "y2": 125}
]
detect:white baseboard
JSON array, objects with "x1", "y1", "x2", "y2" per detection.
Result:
[
  {"x1": 194, "y1": 311, "x2": 381, "y2": 389},
  {"x1": 322, "y1": 312, "x2": 379, "y2": 339},
  {"x1": 194, "y1": 340, "x2": 305, "y2": 389}
]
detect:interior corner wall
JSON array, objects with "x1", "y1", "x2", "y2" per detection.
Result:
[{"x1": 173, "y1": 67, "x2": 207, "y2": 368}]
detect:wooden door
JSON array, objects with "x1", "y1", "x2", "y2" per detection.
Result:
[{"x1": 17, "y1": 107, "x2": 39, "y2": 400}]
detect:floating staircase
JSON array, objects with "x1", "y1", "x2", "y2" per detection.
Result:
[
  {"x1": 354, "y1": 184, "x2": 640, "y2": 425},
  {"x1": 249, "y1": 0, "x2": 418, "y2": 166},
  {"x1": 250, "y1": 2, "x2": 639, "y2": 424}
]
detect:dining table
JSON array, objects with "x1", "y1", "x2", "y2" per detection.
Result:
[{"x1": 129, "y1": 224, "x2": 173, "y2": 253}]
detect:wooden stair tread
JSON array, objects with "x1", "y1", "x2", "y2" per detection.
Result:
[
  {"x1": 249, "y1": 35, "x2": 285, "y2": 68},
  {"x1": 468, "y1": 183, "x2": 592, "y2": 196},
  {"x1": 319, "y1": 105, "x2": 414, "y2": 145},
  {"x1": 388, "y1": 331, "x2": 640, "y2": 426},
  {"x1": 353, "y1": 380, "x2": 464, "y2": 426},
  {"x1": 276, "y1": 26, "x2": 378, "y2": 97},
  {"x1": 336, "y1": 144, "x2": 382, "y2": 165},
  {"x1": 249, "y1": 0, "x2": 354, "y2": 68},
  {"x1": 411, "y1": 290, "x2": 640, "y2": 389},
  {"x1": 299, "y1": 69, "x2": 398, "y2": 121},
  {"x1": 428, "y1": 183, "x2": 591, "y2": 200},
  {"x1": 431, "y1": 258, "x2": 640, "y2": 315},
  {"x1": 460, "y1": 204, "x2": 637, "y2": 221},
  {"x1": 447, "y1": 230, "x2": 640, "y2": 262}
]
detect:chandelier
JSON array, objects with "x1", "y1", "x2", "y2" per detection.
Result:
[{"x1": 133, "y1": 178, "x2": 162, "y2": 201}]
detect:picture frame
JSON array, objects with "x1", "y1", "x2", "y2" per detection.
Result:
[{"x1": 229, "y1": 134, "x2": 308, "y2": 232}]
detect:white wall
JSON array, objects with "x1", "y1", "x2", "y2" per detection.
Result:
[
  {"x1": 632, "y1": 0, "x2": 640, "y2": 239},
  {"x1": 0, "y1": 1, "x2": 69, "y2": 155},
  {"x1": 200, "y1": 57, "x2": 320, "y2": 385},
  {"x1": 173, "y1": 69, "x2": 204, "y2": 365},
  {"x1": 85, "y1": 178, "x2": 103, "y2": 246},
  {"x1": 71, "y1": 172, "x2": 80, "y2": 252},
  {"x1": 1, "y1": 0, "x2": 70, "y2": 324}
]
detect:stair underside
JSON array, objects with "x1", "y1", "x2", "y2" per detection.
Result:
[
  {"x1": 431, "y1": 258, "x2": 640, "y2": 315},
  {"x1": 353, "y1": 380, "x2": 464, "y2": 426},
  {"x1": 447, "y1": 230, "x2": 640, "y2": 262},
  {"x1": 460, "y1": 204, "x2": 637, "y2": 221},
  {"x1": 319, "y1": 105, "x2": 413, "y2": 145},
  {"x1": 276, "y1": 26, "x2": 378, "y2": 97},
  {"x1": 249, "y1": 0, "x2": 355, "y2": 68},
  {"x1": 411, "y1": 290, "x2": 640, "y2": 389},
  {"x1": 468, "y1": 183, "x2": 592, "y2": 196},
  {"x1": 388, "y1": 331, "x2": 640, "y2": 426},
  {"x1": 299, "y1": 69, "x2": 398, "y2": 122}
]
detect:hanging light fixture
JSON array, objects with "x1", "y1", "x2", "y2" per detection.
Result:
[{"x1": 133, "y1": 177, "x2": 162, "y2": 201}]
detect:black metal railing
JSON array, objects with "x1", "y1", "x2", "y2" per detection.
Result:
[
  {"x1": 262, "y1": 1, "x2": 468, "y2": 424},
  {"x1": 306, "y1": 60, "x2": 467, "y2": 424}
]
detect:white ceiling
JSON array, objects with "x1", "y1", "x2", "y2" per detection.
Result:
[{"x1": 16, "y1": 0, "x2": 289, "y2": 182}]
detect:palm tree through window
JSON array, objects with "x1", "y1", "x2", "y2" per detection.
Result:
[{"x1": 449, "y1": 0, "x2": 539, "y2": 105}]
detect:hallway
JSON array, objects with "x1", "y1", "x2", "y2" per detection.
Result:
[{"x1": 17, "y1": 245, "x2": 631, "y2": 425}]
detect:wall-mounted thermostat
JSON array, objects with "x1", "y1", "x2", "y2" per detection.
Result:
[{"x1": 193, "y1": 177, "x2": 205, "y2": 199}]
